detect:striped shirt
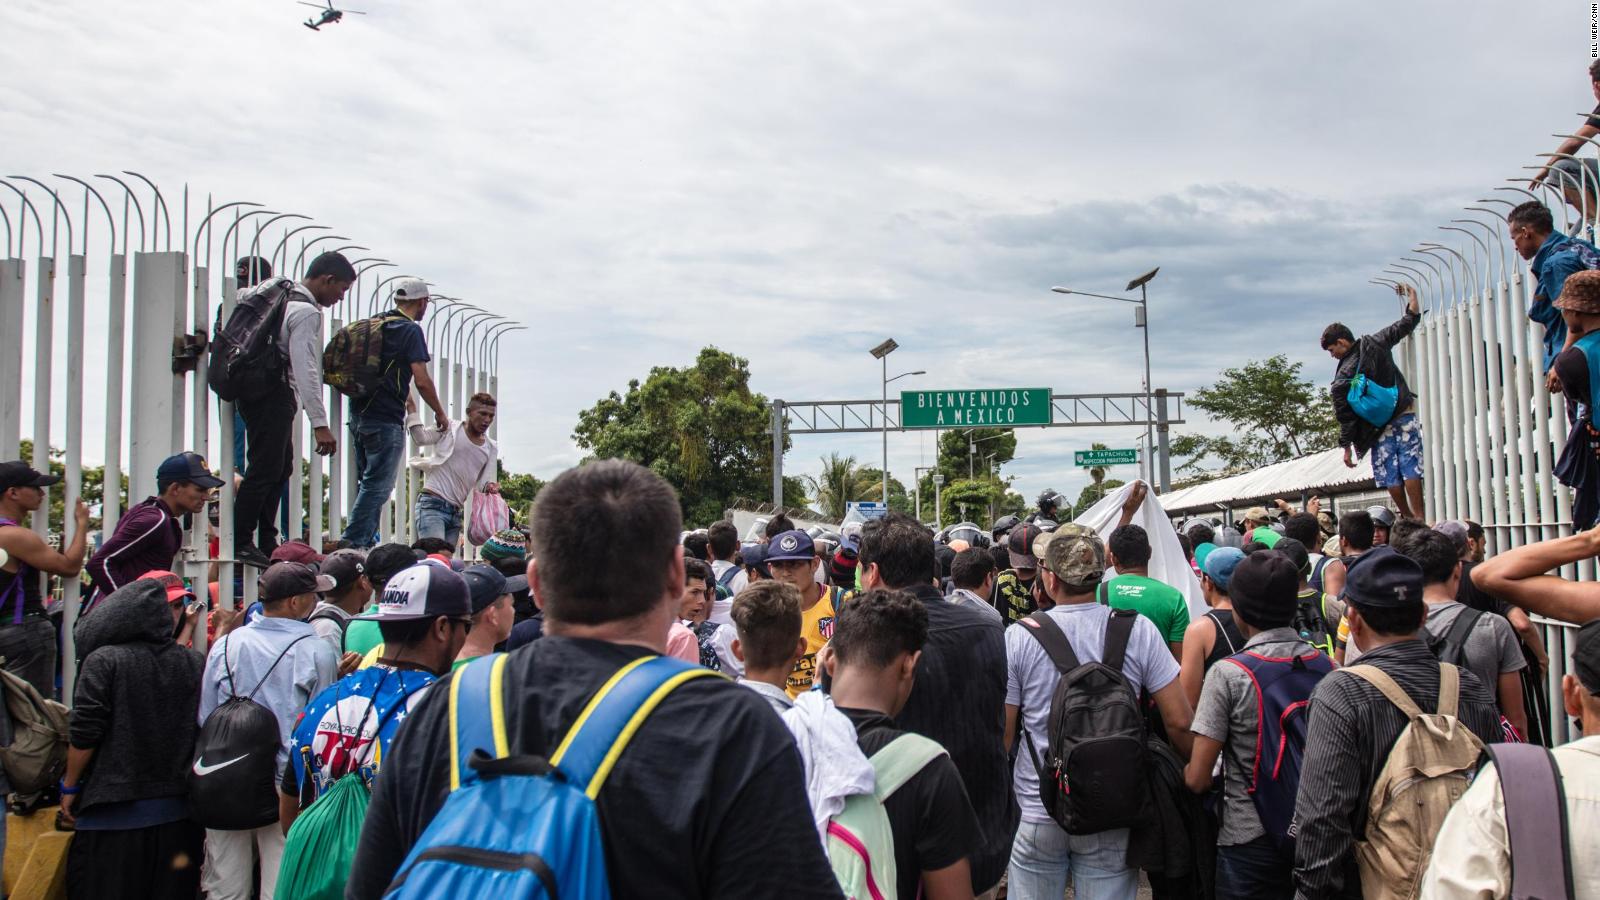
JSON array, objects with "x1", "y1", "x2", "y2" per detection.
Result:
[
  {"x1": 85, "y1": 497, "x2": 181, "y2": 605},
  {"x1": 1292, "y1": 639, "x2": 1501, "y2": 900}
]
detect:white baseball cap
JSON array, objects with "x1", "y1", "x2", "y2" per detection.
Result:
[
  {"x1": 354, "y1": 560, "x2": 469, "y2": 622},
  {"x1": 392, "y1": 278, "x2": 430, "y2": 303}
]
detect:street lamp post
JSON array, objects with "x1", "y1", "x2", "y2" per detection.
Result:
[
  {"x1": 1051, "y1": 267, "x2": 1161, "y2": 488},
  {"x1": 870, "y1": 340, "x2": 924, "y2": 508}
]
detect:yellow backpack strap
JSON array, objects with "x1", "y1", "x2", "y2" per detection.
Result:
[
  {"x1": 551, "y1": 656, "x2": 723, "y2": 798},
  {"x1": 448, "y1": 654, "x2": 511, "y2": 790}
]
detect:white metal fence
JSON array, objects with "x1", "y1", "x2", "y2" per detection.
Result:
[{"x1": 0, "y1": 175, "x2": 522, "y2": 701}]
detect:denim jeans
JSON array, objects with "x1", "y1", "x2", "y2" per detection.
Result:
[
  {"x1": 1215, "y1": 836, "x2": 1294, "y2": 900},
  {"x1": 1006, "y1": 819, "x2": 1138, "y2": 900},
  {"x1": 414, "y1": 492, "x2": 463, "y2": 548},
  {"x1": 342, "y1": 415, "x2": 407, "y2": 548}
]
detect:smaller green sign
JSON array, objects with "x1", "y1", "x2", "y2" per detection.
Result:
[
  {"x1": 900, "y1": 388, "x2": 1052, "y2": 429},
  {"x1": 1075, "y1": 448, "x2": 1138, "y2": 467}
]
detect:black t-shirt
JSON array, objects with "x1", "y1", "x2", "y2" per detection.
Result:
[
  {"x1": 1457, "y1": 560, "x2": 1511, "y2": 617},
  {"x1": 839, "y1": 707, "x2": 979, "y2": 900},
  {"x1": 892, "y1": 583, "x2": 1017, "y2": 893},
  {"x1": 355, "y1": 315, "x2": 430, "y2": 424},
  {"x1": 346, "y1": 636, "x2": 842, "y2": 900}
]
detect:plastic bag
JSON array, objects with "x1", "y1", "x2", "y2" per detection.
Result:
[{"x1": 467, "y1": 491, "x2": 511, "y2": 547}]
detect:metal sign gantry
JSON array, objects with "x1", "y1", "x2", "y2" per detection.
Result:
[{"x1": 768, "y1": 389, "x2": 1185, "y2": 504}]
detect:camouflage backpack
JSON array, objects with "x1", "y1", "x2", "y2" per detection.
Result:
[{"x1": 323, "y1": 311, "x2": 408, "y2": 401}]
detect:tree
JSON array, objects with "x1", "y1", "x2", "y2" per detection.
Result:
[
  {"x1": 935, "y1": 428, "x2": 1017, "y2": 482},
  {"x1": 1072, "y1": 441, "x2": 1130, "y2": 517},
  {"x1": 857, "y1": 468, "x2": 912, "y2": 515},
  {"x1": 17, "y1": 440, "x2": 127, "y2": 532},
  {"x1": 495, "y1": 463, "x2": 547, "y2": 525},
  {"x1": 573, "y1": 347, "x2": 786, "y2": 526},
  {"x1": 806, "y1": 453, "x2": 875, "y2": 520},
  {"x1": 940, "y1": 478, "x2": 1004, "y2": 526},
  {"x1": 1173, "y1": 355, "x2": 1339, "y2": 478}
]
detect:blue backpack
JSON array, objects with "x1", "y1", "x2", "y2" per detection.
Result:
[
  {"x1": 1347, "y1": 344, "x2": 1399, "y2": 428},
  {"x1": 1223, "y1": 649, "x2": 1333, "y2": 853},
  {"x1": 382, "y1": 654, "x2": 718, "y2": 898}
]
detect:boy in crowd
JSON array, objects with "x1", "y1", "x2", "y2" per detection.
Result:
[
  {"x1": 62, "y1": 578, "x2": 206, "y2": 899},
  {"x1": 1004, "y1": 524, "x2": 1192, "y2": 898},
  {"x1": 280, "y1": 561, "x2": 469, "y2": 832},
  {"x1": 825, "y1": 587, "x2": 981, "y2": 900},
  {"x1": 347, "y1": 460, "x2": 837, "y2": 898},
  {"x1": 730, "y1": 580, "x2": 807, "y2": 712},
  {"x1": 1102, "y1": 523, "x2": 1189, "y2": 658},
  {"x1": 308, "y1": 548, "x2": 371, "y2": 667},
  {"x1": 1186, "y1": 550, "x2": 1328, "y2": 898},
  {"x1": 1395, "y1": 529, "x2": 1528, "y2": 739},
  {"x1": 1293, "y1": 547, "x2": 1502, "y2": 898},
  {"x1": 198, "y1": 562, "x2": 339, "y2": 900},
  {"x1": 767, "y1": 529, "x2": 849, "y2": 696},
  {"x1": 1178, "y1": 546, "x2": 1247, "y2": 709},
  {"x1": 995, "y1": 523, "x2": 1044, "y2": 624},
  {"x1": 85, "y1": 451, "x2": 222, "y2": 610},
  {"x1": 453, "y1": 563, "x2": 521, "y2": 670},
  {"x1": 949, "y1": 547, "x2": 1002, "y2": 623}
]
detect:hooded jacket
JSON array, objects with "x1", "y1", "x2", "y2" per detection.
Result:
[
  {"x1": 70, "y1": 579, "x2": 204, "y2": 812},
  {"x1": 1330, "y1": 309, "x2": 1421, "y2": 458}
]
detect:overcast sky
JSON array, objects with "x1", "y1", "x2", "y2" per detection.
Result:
[{"x1": 5, "y1": 0, "x2": 1598, "y2": 520}]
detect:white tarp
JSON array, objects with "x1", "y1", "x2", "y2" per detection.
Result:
[{"x1": 1073, "y1": 481, "x2": 1208, "y2": 620}]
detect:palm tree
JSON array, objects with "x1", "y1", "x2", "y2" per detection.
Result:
[
  {"x1": 806, "y1": 453, "x2": 877, "y2": 519},
  {"x1": 1087, "y1": 441, "x2": 1110, "y2": 494}
]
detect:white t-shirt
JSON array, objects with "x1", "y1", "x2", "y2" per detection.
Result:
[
  {"x1": 709, "y1": 560, "x2": 748, "y2": 614},
  {"x1": 424, "y1": 433, "x2": 493, "y2": 507},
  {"x1": 1005, "y1": 602, "x2": 1180, "y2": 826}
]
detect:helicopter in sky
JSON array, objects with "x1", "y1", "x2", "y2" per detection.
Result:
[{"x1": 299, "y1": 0, "x2": 365, "y2": 30}]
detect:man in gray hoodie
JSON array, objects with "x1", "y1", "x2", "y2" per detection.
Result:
[{"x1": 62, "y1": 577, "x2": 205, "y2": 899}]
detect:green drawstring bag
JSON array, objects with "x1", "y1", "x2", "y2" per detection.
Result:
[{"x1": 277, "y1": 771, "x2": 372, "y2": 900}]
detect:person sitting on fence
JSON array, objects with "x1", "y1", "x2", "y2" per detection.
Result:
[
  {"x1": 1549, "y1": 270, "x2": 1600, "y2": 529},
  {"x1": 1509, "y1": 200, "x2": 1600, "y2": 390},
  {"x1": 1322, "y1": 283, "x2": 1425, "y2": 520}
]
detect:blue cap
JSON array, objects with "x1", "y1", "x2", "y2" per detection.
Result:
[
  {"x1": 1344, "y1": 545, "x2": 1425, "y2": 608},
  {"x1": 157, "y1": 452, "x2": 224, "y2": 490},
  {"x1": 461, "y1": 564, "x2": 509, "y2": 615},
  {"x1": 1202, "y1": 547, "x2": 1246, "y2": 591},
  {"x1": 767, "y1": 530, "x2": 816, "y2": 563}
]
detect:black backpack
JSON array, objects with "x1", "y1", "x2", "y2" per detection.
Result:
[
  {"x1": 1021, "y1": 607, "x2": 1152, "y2": 834},
  {"x1": 189, "y1": 633, "x2": 313, "y2": 830},
  {"x1": 1427, "y1": 607, "x2": 1483, "y2": 668},
  {"x1": 207, "y1": 278, "x2": 298, "y2": 402}
]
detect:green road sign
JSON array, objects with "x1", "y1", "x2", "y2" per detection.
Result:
[
  {"x1": 1075, "y1": 448, "x2": 1138, "y2": 467},
  {"x1": 900, "y1": 388, "x2": 1052, "y2": 429}
]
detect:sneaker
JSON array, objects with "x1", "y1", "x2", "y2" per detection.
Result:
[{"x1": 237, "y1": 544, "x2": 273, "y2": 569}]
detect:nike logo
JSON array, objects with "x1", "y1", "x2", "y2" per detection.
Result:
[{"x1": 192, "y1": 754, "x2": 249, "y2": 776}]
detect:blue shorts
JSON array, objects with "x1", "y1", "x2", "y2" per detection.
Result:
[{"x1": 1372, "y1": 412, "x2": 1423, "y2": 489}]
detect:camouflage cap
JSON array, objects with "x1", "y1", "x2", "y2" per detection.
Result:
[
  {"x1": 1043, "y1": 523, "x2": 1106, "y2": 585},
  {"x1": 1557, "y1": 269, "x2": 1600, "y2": 314}
]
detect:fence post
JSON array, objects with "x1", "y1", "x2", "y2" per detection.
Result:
[
  {"x1": 31, "y1": 254, "x2": 54, "y2": 541},
  {"x1": 771, "y1": 399, "x2": 784, "y2": 506},
  {"x1": 102, "y1": 251, "x2": 127, "y2": 535},
  {"x1": 60, "y1": 253, "x2": 85, "y2": 703},
  {"x1": 1155, "y1": 388, "x2": 1171, "y2": 493},
  {"x1": 0, "y1": 258, "x2": 22, "y2": 459},
  {"x1": 128, "y1": 251, "x2": 187, "y2": 502}
]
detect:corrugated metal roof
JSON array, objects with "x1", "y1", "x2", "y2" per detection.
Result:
[{"x1": 1158, "y1": 447, "x2": 1375, "y2": 514}]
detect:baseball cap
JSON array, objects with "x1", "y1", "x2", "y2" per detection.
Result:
[
  {"x1": 259, "y1": 562, "x2": 336, "y2": 603},
  {"x1": 392, "y1": 277, "x2": 430, "y2": 303},
  {"x1": 321, "y1": 549, "x2": 367, "y2": 593},
  {"x1": 767, "y1": 530, "x2": 816, "y2": 563},
  {"x1": 1250, "y1": 527, "x2": 1282, "y2": 549},
  {"x1": 271, "y1": 540, "x2": 324, "y2": 566},
  {"x1": 365, "y1": 543, "x2": 419, "y2": 588},
  {"x1": 1228, "y1": 551, "x2": 1299, "y2": 630},
  {"x1": 1042, "y1": 524, "x2": 1106, "y2": 586},
  {"x1": 1032, "y1": 527, "x2": 1059, "y2": 564},
  {"x1": 1193, "y1": 542, "x2": 1219, "y2": 570},
  {"x1": 1573, "y1": 619, "x2": 1600, "y2": 694},
  {"x1": 1343, "y1": 546, "x2": 1424, "y2": 608},
  {"x1": 1008, "y1": 523, "x2": 1045, "y2": 570},
  {"x1": 0, "y1": 461, "x2": 60, "y2": 493},
  {"x1": 1203, "y1": 547, "x2": 1246, "y2": 591},
  {"x1": 1273, "y1": 537, "x2": 1310, "y2": 576},
  {"x1": 462, "y1": 564, "x2": 509, "y2": 615},
  {"x1": 140, "y1": 569, "x2": 194, "y2": 605},
  {"x1": 1243, "y1": 506, "x2": 1269, "y2": 522},
  {"x1": 355, "y1": 561, "x2": 471, "y2": 622},
  {"x1": 156, "y1": 452, "x2": 225, "y2": 490}
]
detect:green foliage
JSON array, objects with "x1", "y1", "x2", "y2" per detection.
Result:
[
  {"x1": 782, "y1": 476, "x2": 810, "y2": 510},
  {"x1": 1173, "y1": 355, "x2": 1339, "y2": 478},
  {"x1": 940, "y1": 478, "x2": 1005, "y2": 525},
  {"x1": 495, "y1": 463, "x2": 547, "y2": 524},
  {"x1": 572, "y1": 347, "x2": 786, "y2": 526},
  {"x1": 804, "y1": 455, "x2": 910, "y2": 518},
  {"x1": 1072, "y1": 441, "x2": 1130, "y2": 517},
  {"x1": 17, "y1": 440, "x2": 127, "y2": 532},
  {"x1": 935, "y1": 427, "x2": 1017, "y2": 482},
  {"x1": 857, "y1": 468, "x2": 912, "y2": 515}
]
